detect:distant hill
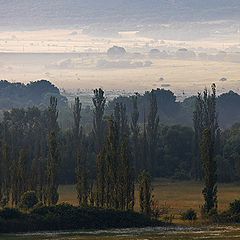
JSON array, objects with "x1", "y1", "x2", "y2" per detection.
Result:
[{"x1": 0, "y1": 0, "x2": 239, "y2": 29}]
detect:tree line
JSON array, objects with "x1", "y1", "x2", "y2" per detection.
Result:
[{"x1": 0, "y1": 83, "x2": 239, "y2": 217}]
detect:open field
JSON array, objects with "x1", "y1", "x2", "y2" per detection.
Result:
[
  {"x1": 3, "y1": 181, "x2": 240, "y2": 239},
  {"x1": 58, "y1": 180, "x2": 240, "y2": 217}
]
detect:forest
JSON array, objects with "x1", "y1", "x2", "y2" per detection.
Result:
[{"x1": 0, "y1": 80, "x2": 240, "y2": 232}]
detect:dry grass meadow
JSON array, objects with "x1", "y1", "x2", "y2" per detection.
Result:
[{"x1": 58, "y1": 180, "x2": 240, "y2": 217}]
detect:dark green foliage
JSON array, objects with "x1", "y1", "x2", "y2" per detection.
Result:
[
  {"x1": 19, "y1": 191, "x2": 39, "y2": 210},
  {"x1": 73, "y1": 97, "x2": 89, "y2": 207},
  {"x1": 0, "y1": 143, "x2": 11, "y2": 207},
  {"x1": 92, "y1": 88, "x2": 106, "y2": 153},
  {"x1": 215, "y1": 200, "x2": 240, "y2": 223},
  {"x1": 0, "y1": 80, "x2": 67, "y2": 109},
  {"x1": 46, "y1": 97, "x2": 60, "y2": 206},
  {"x1": 0, "y1": 208, "x2": 23, "y2": 219},
  {"x1": 201, "y1": 128, "x2": 218, "y2": 214},
  {"x1": 46, "y1": 131, "x2": 59, "y2": 205},
  {"x1": 180, "y1": 209, "x2": 197, "y2": 221},
  {"x1": 0, "y1": 204, "x2": 162, "y2": 233},
  {"x1": 11, "y1": 149, "x2": 28, "y2": 206},
  {"x1": 2, "y1": 81, "x2": 240, "y2": 232},
  {"x1": 95, "y1": 106, "x2": 134, "y2": 210},
  {"x1": 138, "y1": 170, "x2": 153, "y2": 216},
  {"x1": 147, "y1": 90, "x2": 159, "y2": 174},
  {"x1": 131, "y1": 94, "x2": 140, "y2": 174},
  {"x1": 229, "y1": 200, "x2": 240, "y2": 215},
  {"x1": 161, "y1": 125, "x2": 194, "y2": 178},
  {"x1": 194, "y1": 84, "x2": 219, "y2": 215}
]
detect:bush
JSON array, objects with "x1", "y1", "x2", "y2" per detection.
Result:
[
  {"x1": 0, "y1": 203, "x2": 164, "y2": 233},
  {"x1": 0, "y1": 208, "x2": 23, "y2": 219},
  {"x1": 229, "y1": 200, "x2": 240, "y2": 215},
  {"x1": 19, "y1": 191, "x2": 39, "y2": 210},
  {"x1": 181, "y1": 209, "x2": 197, "y2": 221}
]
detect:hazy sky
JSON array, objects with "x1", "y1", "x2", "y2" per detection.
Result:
[{"x1": 0, "y1": 0, "x2": 239, "y2": 97}]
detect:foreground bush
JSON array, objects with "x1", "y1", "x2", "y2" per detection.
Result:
[
  {"x1": 0, "y1": 208, "x2": 24, "y2": 220},
  {"x1": 229, "y1": 200, "x2": 240, "y2": 215},
  {"x1": 0, "y1": 203, "x2": 163, "y2": 233},
  {"x1": 214, "y1": 200, "x2": 240, "y2": 223}
]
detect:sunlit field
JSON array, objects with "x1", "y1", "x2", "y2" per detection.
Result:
[
  {"x1": 2, "y1": 181, "x2": 240, "y2": 240},
  {"x1": 58, "y1": 180, "x2": 240, "y2": 217}
]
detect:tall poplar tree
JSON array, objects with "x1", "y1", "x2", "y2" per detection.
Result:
[
  {"x1": 193, "y1": 93, "x2": 203, "y2": 180},
  {"x1": 194, "y1": 84, "x2": 219, "y2": 215},
  {"x1": 96, "y1": 103, "x2": 134, "y2": 210},
  {"x1": 0, "y1": 143, "x2": 11, "y2": 207},
  {"x1": 147, "y1": 90, "x2": 159, "y2": 175},
  {"x1": 131, "y1": 94, "x2": 140, "y2": 174},
  {"x1": 138, "y1": 170, "x2": 152, "y2": 216},
  {"x1": 73, "y1": 97, "x2": 89, "y2": 207},
  {"x1": 12, "y1": 149, "x2": 28, "y2": 206},
  {"x1": 46, "y1": 97, "x2": 59, "y2": 206},
  {"x1": 92, "y1": 88, "x2": 106, "y2": 153}
]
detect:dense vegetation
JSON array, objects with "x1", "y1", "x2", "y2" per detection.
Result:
[
  {"x1": 0, "y1": 204, "x2": 161, "y2": 233},
  {"x1": 1, "y1": 79, "x2": 240, "y2": 232}
]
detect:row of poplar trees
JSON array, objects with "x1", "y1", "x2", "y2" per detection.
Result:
[
  {"x1": 0, "y1": 88, "x2": 158, "y2": 214},
  {"x1": 0, "y1": 96, "x2": 60, "y2": 207},
  {"x1": 0, "y1": 83, "x2": 219, "y2": 217},
  {"x1": 74, "y1": 88, "x2": 157, "y2": 212}
]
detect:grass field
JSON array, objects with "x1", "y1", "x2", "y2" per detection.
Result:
[
  {"x1": 58, "y1": 180, "x2": 240, "y2": 217},
  {"x1": 2, "y1": 180, "x2": 240, "y2": 240}
]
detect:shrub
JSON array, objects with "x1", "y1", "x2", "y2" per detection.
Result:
[
  {"x1": 152, "y1": 202, "x2": 174, "y2": 223},
  {"x1": 19, "y1": 191, "x2": 39, "y2": 210},
  {"x1": 0, "y1": 204, "x2": 163, "y2": 233},
  {"x1": 181, "y1": 209, "x2": 197, "y2": 221},
  {"x1": 229, "y1": 200, "x2": 240, "y2": 215},
  {"x1": 0, "y1": 208, "x2": 23, "y2": 219}
]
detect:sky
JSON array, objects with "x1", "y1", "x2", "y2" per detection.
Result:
[{"x1": 0, "y1": 0, "x2": 240, "y2": 97}]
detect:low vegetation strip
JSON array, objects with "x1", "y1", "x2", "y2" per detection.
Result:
[{"x1": 0, "y1": 203, "x2": 163, "y2": 233}]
